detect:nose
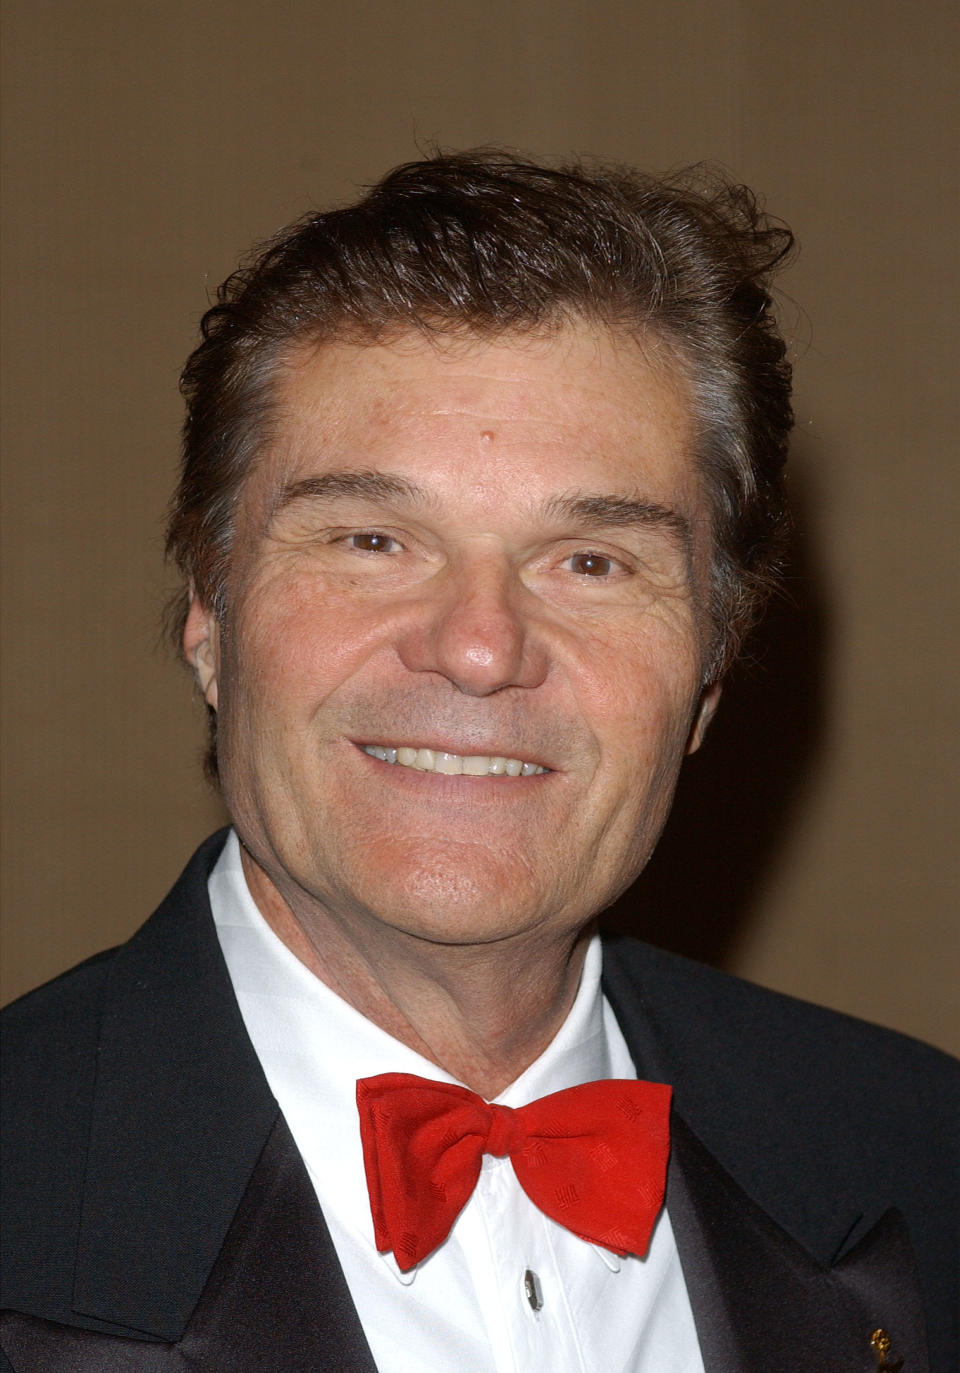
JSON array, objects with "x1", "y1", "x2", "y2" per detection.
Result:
[{"x1": 396, "y1": 552, "x2": 548, "y2": 696}]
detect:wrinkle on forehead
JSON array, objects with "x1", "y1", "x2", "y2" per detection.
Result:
[{"x1": 248, "y1": 321, "x2": 703, "y2": 562}]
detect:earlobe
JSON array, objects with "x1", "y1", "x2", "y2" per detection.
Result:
[
  {"x1": 183, "y1": 592, "x2": 221, "y2": 710},
  {"x1": 686, "y1": 682, "x2": 722, "y2": 755}
]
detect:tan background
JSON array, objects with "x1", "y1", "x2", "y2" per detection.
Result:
[{"x1": 2, "y1": 0, "x2": 957, "y2": 1053}]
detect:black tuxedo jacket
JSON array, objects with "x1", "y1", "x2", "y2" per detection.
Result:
[{"x1": 2, "y1": 831, "x2": 957, "y2": 1371}]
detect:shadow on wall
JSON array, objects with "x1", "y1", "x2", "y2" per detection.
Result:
[{"x1": 601, "y1": 446, "x2": 830, "y2": 968}]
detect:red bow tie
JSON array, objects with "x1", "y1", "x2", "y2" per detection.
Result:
[{"x1": 356, "y1": 1072, "x2": 672, "y2": 1271}]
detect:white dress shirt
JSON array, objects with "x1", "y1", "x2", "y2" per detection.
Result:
[{"x1": 210, "y1": 829, "x2": 704, "y2": 1373}]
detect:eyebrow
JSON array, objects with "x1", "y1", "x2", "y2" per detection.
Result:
[
  {"x1": 270, "y1": 469, "x2": 431, "y2": 519},
  {"x1": 544, "y1": 490, "x2": 693, "y2": 557},
  {"x1": 270, "y1": 468, "x2": 692, "y2": 555}
]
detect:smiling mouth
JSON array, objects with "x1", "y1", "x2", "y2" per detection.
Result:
[{"x1": 361, "y1": 744, "x2": 549, "y2": 777}]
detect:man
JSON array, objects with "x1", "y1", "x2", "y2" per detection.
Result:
[{"x1": 2, "y1": 152, "x2": 956, "y2": 1372}]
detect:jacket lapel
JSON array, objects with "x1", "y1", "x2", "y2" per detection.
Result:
[
  {"x1": 174, "y1": 1115, "x2": 377, "y2": 1371},
  {"x1": 2, "y1": 1117, "x2": 378, "y2": 1372},
  {"x1": 3, "y1": 829, "x2": 378, "y2": 1370},
  {"x1": 71, "y1": 833, "x2": 278, "y2": 1339},
  {"x1": 666, "y1": 1113, "x2": 929, "y2": 1372},
  {"x1": 600, "y1": 936, "x2": 930, "y2": 1370}
]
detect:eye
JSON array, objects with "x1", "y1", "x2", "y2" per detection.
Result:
[
  {"x1": 343, "y1": 531, "x2": 401, "y2": 554},
  {"x1": 565, "y1": 551, "x2": 620, "y2": 577}
]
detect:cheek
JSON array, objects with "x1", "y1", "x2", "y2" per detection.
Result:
[
  {"x1": 226, "y1": 574, "x2": 377, "y2": 718},
  {"x1": 575, "y1": 620, "x2": 702, "y2": 755}
]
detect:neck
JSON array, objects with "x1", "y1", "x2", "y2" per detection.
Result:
[{"x1": 240, "y1": 847, "x2": 594, "y2": 1099}]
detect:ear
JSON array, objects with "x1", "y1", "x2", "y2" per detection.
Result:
[
  {"x1": 686, "y1": 681, "x2": 722, "y2": 755},
  {"x1": 183, "y1": 591, "x2": 221, "y2": 710}
]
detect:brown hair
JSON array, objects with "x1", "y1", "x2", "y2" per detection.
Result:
[{"x1": 168, "y1": 149, "x2": 794, "y2": 697}]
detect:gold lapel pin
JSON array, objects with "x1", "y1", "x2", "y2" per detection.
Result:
[{"x1": 870, "y1": 1328, "x2": 904, "y2": 1371}]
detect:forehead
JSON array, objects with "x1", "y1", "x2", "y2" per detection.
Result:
[{"x1": 251, "y1": 322, "x2": 699, "y2": 516}]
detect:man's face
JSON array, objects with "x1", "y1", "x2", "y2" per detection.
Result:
[{"x1": 187, "y1": 323, "x2": 719, "y2": 950}]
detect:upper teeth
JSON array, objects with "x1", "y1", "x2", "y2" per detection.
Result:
[{"x1": 363, "y1": 745, "x2": 547, "y2": 776}]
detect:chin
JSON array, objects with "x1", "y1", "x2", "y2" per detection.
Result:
[{"x1": 344, "y1": 844, "x2": 560, "y2": 947}]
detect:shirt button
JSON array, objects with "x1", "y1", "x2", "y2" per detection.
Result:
[{"x1": 524, "y1": 1268, "x2": 543, "y2": 1311}]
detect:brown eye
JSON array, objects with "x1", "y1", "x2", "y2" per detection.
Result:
[
  {"x1": 568, "y1": 552, "x2": 616, "y2": 577},
  {"x1": 347, "y1": 532, "x2": 399, "y2": 553}
]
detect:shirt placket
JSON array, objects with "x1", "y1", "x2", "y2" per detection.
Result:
[{"x1": 466, "y1": 1153, "x2": 588, "y2": 1373}]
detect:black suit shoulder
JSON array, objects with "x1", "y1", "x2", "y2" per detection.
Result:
[
  {"x1": 604, "y1": 928, "x2": 957, "y2": 1074},
  {"x1": 2, "y1": 944, "x2": 119, "y2": 1152},
  {"x1": 601, "y1": 931, "x2": 958, "y2": 1131},
  {"x1": 0, "y1": 829, "x2": 264, "y2": 1328},
  {"x1": 3, "y1": 944, "x2": 116, "y2": 1053},
  {"x1": 1, "y1": 949, "x2": 119, "y2": 1315}
]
